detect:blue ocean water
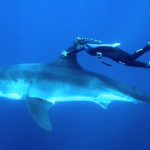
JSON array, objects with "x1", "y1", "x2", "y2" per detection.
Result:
[{"x1": 0, "y1": 0, "x2": 150, "y2": 149}]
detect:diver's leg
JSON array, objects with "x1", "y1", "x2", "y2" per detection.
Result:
[
  {"x1": 125, "y1": 60, "x2": 150, "y2": 68},
  {"x1": 132, "y1": 42, "x2": 150, "y2": 60},
  {"x1": 111, "y1": 54, "x2": 150, "y2": 68},
  {"x1": 105, "y1": 50, "x2": 150, "y2": 68}
]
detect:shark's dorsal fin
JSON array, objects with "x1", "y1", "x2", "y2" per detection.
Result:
[{"x1": 52, "y1": 54, "x2": 82, "y2": 69}]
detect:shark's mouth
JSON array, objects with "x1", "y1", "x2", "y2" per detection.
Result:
[{"x1": 0, "y1": 78, "x2": 30, "y2": 100}]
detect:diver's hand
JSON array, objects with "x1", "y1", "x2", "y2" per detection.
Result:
[{"x1": 61, "y1": 50, "x2": 68, "y2": 57}]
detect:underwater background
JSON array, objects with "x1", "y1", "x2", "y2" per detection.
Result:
[{"x1": 0, "y1": 0, "x2": 150, "y2": 150}]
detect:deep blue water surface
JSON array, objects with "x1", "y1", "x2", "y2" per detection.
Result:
[{"x1": 0, "y1": 0, "x2": 150, "y2": 150}]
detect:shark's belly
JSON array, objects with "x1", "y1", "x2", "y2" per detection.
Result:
[
  {"x1": 27, "y1": 74, "x2": 138, "y2": 104},
  {"x1": 28, "y1": 81, "x2": 97, "y2": 102},
  {"x1": 28, "y1": 74, "x2": 101, "y2": 102}
]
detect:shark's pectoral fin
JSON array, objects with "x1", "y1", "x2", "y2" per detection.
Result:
[
  {"x1": 95, "y1": 101, "x2": 111, "y2": 109},
  {"x1": 25, "y1": 97, "x2": 54, "y2": 132}
]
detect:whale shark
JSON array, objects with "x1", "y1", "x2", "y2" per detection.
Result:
[{"x1": 0, "y1": 54, "x2": 149, "y2": 131}]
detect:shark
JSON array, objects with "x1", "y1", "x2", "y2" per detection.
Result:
[{"x1": 0, "y1": 54, "x2": 149, "y2": 131}]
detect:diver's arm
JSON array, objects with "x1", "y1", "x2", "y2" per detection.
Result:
[
  {"x1": 61, "y1": 37, "x2": 105, "y2": 57},
  {"x1": 61, "y1": 46, "x2": 83, "y2": 57}
]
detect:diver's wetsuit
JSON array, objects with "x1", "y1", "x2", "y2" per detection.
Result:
[
  {"x1": 88, "y1": 45, "x2": 150, "y2": 67},
  {"x1": 62, "y1": 38, "x2": 150, "y2": 68}
]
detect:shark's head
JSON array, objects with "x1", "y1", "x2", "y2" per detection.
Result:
[{"x1": 0, "y1": 66, "x2": 30, "y2": 100}]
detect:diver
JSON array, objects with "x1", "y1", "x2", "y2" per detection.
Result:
[{"x1": 61, "y1": 37, "x2": 150, "y2": 68}]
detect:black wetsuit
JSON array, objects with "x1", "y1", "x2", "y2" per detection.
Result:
[
  {"x1": 64, "y1": 43, "x2": 150, "y2": 68},
  {"x1": 88, "y1": 45, "x2": 150, "y2": 68}
]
